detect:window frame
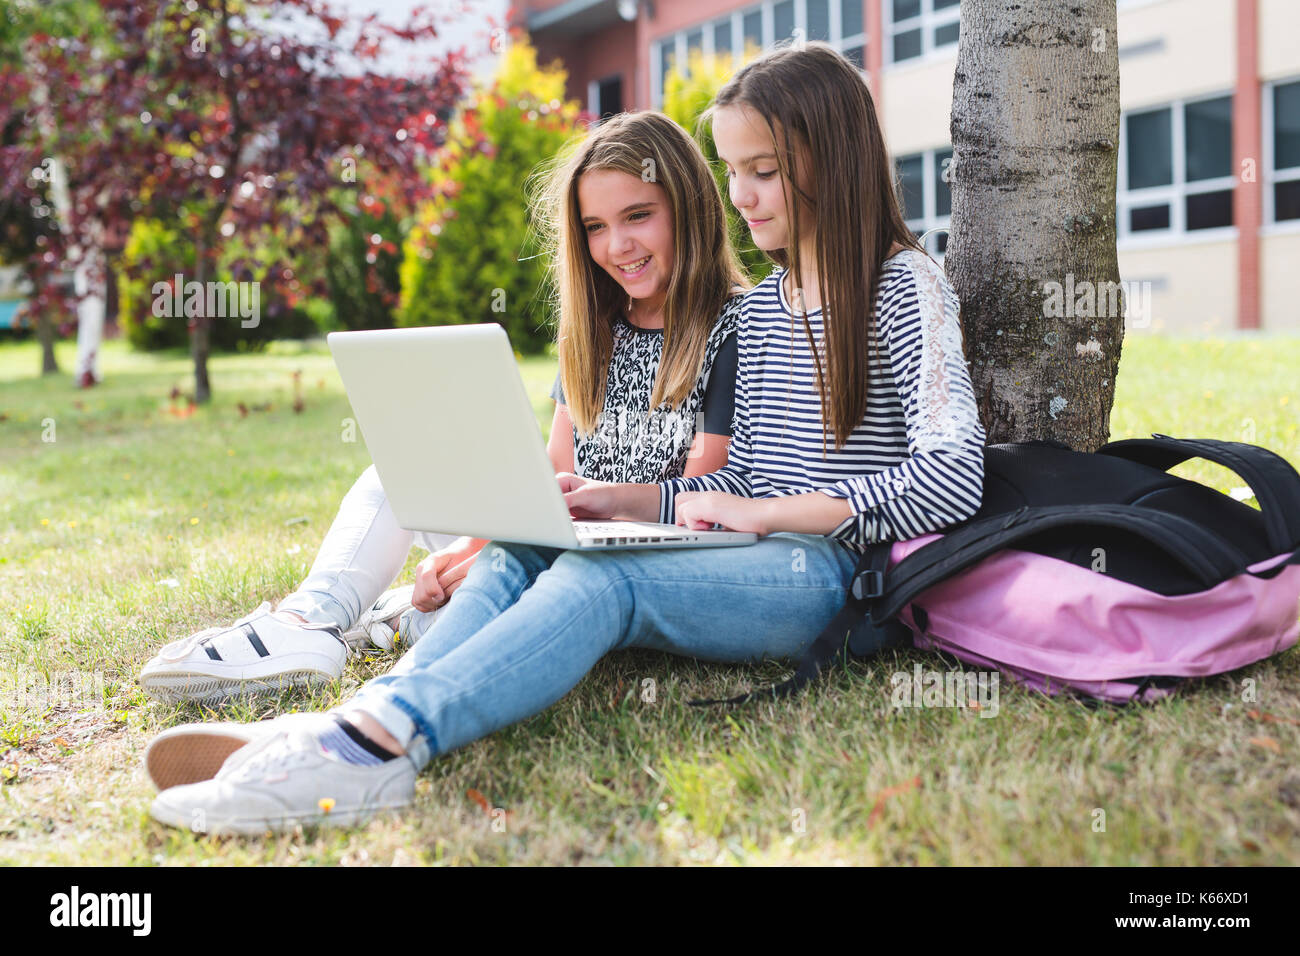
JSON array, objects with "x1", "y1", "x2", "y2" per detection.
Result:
[
  {"x1": 896, "y1": 146, "x2": 952, "y2": 258},
  {"x1": 1264, "y1": 76, "x2": 1300, "y2": 231},
  {"x1": 1117, "y1": 91, "x2": 1239, "y2": 248},
  {"x1": 586, "y1": 73, "x2": 624, "y2": 124},
  {"x1": 652, "y1": 0, "x2": 870, "y2": 107},
  {"x1": 885, "y1": 0, "x2": 962, "y2": 68}
]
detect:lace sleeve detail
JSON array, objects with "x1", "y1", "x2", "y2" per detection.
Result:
[
  {"x1": 904, "y1": 253, "x2": 980, "y2": 455},
  {"x1": 819, "y1": 251, "x2": 986, "y2": 545}
]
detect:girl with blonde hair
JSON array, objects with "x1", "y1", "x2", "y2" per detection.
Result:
[
  {"x1": 138, "y1": 110, "x2": 748, "y2": 716},
  {"x1": 145, "y1": 46, "x2": 985, "y2": 836}
]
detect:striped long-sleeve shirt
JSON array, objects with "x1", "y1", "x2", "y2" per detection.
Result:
[{"x1": 658, "y1": 249, "x2": 986, "y2": 552}]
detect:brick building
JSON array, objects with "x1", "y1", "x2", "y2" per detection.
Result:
[{"x1": 516, "y1": 0, "x2": 1300, "y2": 332}]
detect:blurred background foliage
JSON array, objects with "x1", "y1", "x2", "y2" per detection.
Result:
[
  {"x1": 397, "y1": 40, "x2": 585, "y2": 353},
  {"x1": 4, "y1": 26, "x2": 777, "y2": 357}
]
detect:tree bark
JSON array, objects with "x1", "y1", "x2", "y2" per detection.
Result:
[
  {"x1": 36, "y1": 307, "x2": 59, "y2": 374},
  {"x1": 73, "y1": 243, "x2": 105, "y2": 387},
  {"x1": 192, "y1": 233, "x2": 212, "y2": 403},
  {"x1": 947, "y1": 0, "x2": 1124, "y2": 451}
]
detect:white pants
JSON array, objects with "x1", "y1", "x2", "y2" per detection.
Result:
[{"x1": 276, "y1": 465, "x2": 456, "y2": 634}]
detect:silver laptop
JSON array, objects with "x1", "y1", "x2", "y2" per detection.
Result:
[{"x1": 327, "y1": 324, "x2": 757, "y2": 551}]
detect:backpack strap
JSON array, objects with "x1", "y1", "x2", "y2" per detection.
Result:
[
  {"x1": 868, "y1": 503, "x2": 1251, "y2": 625},
  {"x1": 690, "y1": 499, "x2": 1252, "y2": 706},
  {"x1": 1097, "y1": 434, "x2": 1300, "y2": 555},
  {"x1": 686, "y1": 541, "x2": 910, "y2": 707}
]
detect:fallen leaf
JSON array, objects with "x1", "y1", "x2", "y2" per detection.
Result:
[
  {"x1": 466, "y1": 788, "x2": 490, "y2": 812},
  {"x1": 867, "y1": 775, "x2": 922, "y2": 828},
  {"x1": 1246, "y1": 710, "x2": 1300, "y2": 726},
  {"x1": 1249, "y1": 736, "x2": 1281, "y2": 754}
]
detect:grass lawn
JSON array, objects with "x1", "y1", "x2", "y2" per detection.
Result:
[{"x1": 1, "y1": 333, "x2": 1298, "y2": 865}]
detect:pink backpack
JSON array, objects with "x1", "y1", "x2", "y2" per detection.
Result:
[{"x1": 707, "y1": 436, "x2": 1300, "y2": 705}]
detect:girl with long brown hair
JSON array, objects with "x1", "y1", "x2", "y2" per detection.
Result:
[{"x1": 145, "y1": 45, "x2": 987, "y2": 835}]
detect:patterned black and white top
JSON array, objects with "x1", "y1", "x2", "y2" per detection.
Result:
[
  {"x1": 551, "y1": 294, "x2": 744, "y2": 484},
  {"x1": 658, "y1": 250, "x2": 986, "y2": 552}
]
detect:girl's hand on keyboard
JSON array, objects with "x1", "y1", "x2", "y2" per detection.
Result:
[
  {"x1": 558, "y1": 472, "x2": 617, "y2": 519},
  {"x1": 674, "y1": 491, "x2": 768, "y2": 535}
]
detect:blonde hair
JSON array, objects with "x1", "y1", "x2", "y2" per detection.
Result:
[{"x1": 531, "y1": 111, "x2": 749, "y2": 435}]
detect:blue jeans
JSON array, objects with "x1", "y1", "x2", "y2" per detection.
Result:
[{"x1": 347, "y1": 534, "x2": 858, "y2": 768}]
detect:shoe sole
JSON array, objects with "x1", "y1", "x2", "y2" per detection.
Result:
[
  {"x1": 149, "y1": 797, "x2": 410, "y2": 836},
  {"x1": 140, "y1": 667, "x2": 339, "y2": 705},
  {"x1": 146, "y1": 729, "x2": 262, "y2": 791}
]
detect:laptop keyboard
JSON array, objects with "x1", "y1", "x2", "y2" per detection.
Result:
[{"x1": 575, "y1": 521, "x2": 684, "y2": 537}]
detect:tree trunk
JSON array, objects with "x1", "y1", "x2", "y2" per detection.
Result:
[
  {"x1": 36, "y1": 307, "x2": 59, "y2": 374},
  {"x1": 946, "y1": 0, "x2": 1124, "y2": 451},
  {"x1": 192, "y1": 234, "x2": 212, "y2": 403},
  {"x1": 73, "y1": 243, "x2": 105, "y2": 387}
]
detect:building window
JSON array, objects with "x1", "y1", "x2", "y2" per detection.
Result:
[
  {"x1": 653, "y1": 1, "x2": 869, "y2": 105},
  {"x1": 1267, "y1": 78, "x2": 1300, "y2": 223},
  {"x1": 886, "y1": 0, "x2": 960, "y2": 66},
  {"x1": 589, "y1": 75, "x2": 623, "y2": 122},
  {"x1": 896, "y1": 146, "x2": 952, "y2": 255},
  {"x1": 1118, "y1": 93, "x2": 1236, "y2": 240}
]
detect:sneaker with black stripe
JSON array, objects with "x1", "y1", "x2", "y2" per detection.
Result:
[{"x1": 139, "y1": 603, "x2": 349, "y2": 704}]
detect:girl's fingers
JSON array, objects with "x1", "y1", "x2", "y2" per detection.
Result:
[
  {"x1": 556, "y1": 473, "x2": 586, "y2": 493},
  {"x1": 413, "y1": 574, "x2": 445, "y2": 611},
  {"x1": 441, "y1": 559, "x2": 473, "y2": 588}
]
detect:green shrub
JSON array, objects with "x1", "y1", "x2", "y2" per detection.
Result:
[
  {"x1": 117, "y1": 218, "x2": 316, "y2": 351},
  {"x1": 322, "y1": 193, "x2": 405, "y2": 332},
  {"x1": 397, "y1": 40, "x2": 585, "y2": 353},
  {"x1": 662, "y1": 50, "x2": 771, "y2": 284}
]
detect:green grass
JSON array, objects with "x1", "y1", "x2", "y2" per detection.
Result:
[{"x1": 0, "y1": 334, "x2": 1298, "y2": 865}]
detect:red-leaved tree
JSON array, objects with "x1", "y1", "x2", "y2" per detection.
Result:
[{"x1": 0, "y1": 0, "x2": 470, "y2": 400}]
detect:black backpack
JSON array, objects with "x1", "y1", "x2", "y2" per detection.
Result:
[{"x1": 697, "y1": 435, "x2": 1300, "y2": 705}]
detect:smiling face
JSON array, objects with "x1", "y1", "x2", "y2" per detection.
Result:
[
  {"x1": 577, "y1": 168, "x2": 674, "y2": 313},
  {"x1": 712, "y1": 103, "x2": 805, "y2": 253}
]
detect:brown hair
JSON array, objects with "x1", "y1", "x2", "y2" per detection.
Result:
[
  {"x1": 531, "y1": 111, "x2": 749, "y2": 435},
  {"x1": 706, "y1": 43, "x2": 922, "y2": 449}
]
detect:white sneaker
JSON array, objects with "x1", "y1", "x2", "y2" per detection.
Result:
[
  {"x1": 149, "y1": 727, "x2": 417, "y2": 835},
  {"x1": 342, "y1": 585, "x2": 419, "y2": 652},
  {"x1": 139, "y1": 603, "x2": 349, "y2": 704},
  {"x1": 144, "y1": 713, "x2": 331, "y2": 791}
]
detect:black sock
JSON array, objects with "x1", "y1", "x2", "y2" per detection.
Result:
[{"x1": 316, "y1": 715, "x2": 401, "y2": 765}]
